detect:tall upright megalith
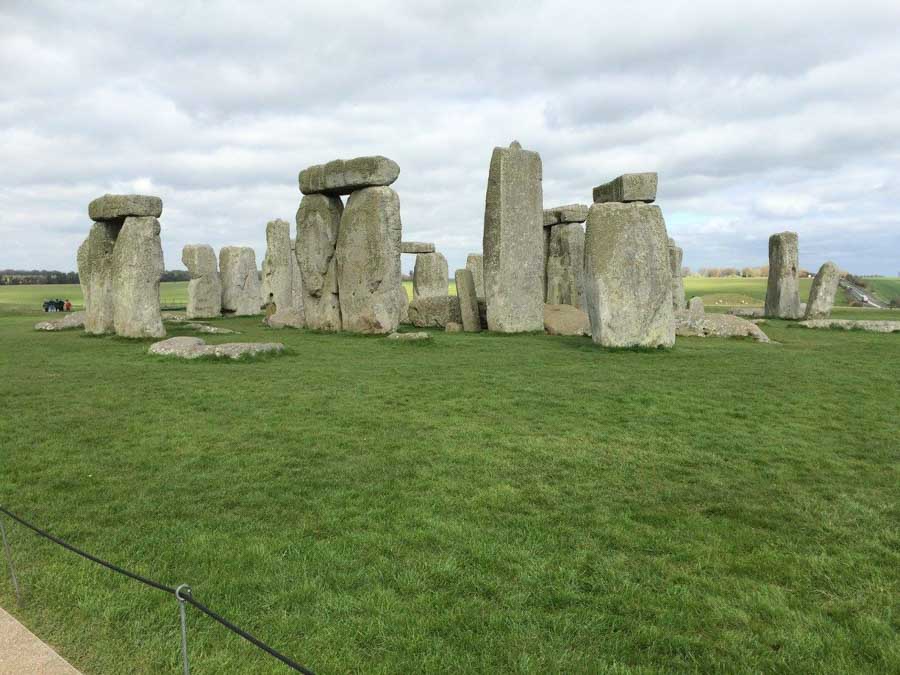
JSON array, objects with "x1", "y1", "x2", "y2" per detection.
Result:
[
  {"x1": 335, "y1": 186, "x2": 402, "y2": 334},
  {"x1": 260, "y1": 218, "x2": 293, "y2": 311},
  {"x1": 219, "y1": 246, "x2": 261, "y2": 316},
  {"x1": 583, "y1": 200, "x2": 674, "y2": 348},
  {"x1": 764, "y1": 231, "x2": 801, "y2": 319},
  {"x1": 668, "y1": 238, "x2": 685, "y2": 311},
  {"x1": 289, "y1": 238, "x2": 305, "y2": 316},
  {"x1": 111, "y1": 217, "x2": 165, "y2": 338},
  {"x1": 804, "y1": 261, "x2": 840, "y2": 319},
  {"x1": 182, "y1": 244, "x2": 222, "y2": 319},
  {"x1": 413, "y1": 252, "x2": 448, "y2": 298},
  {"x1": 466, "y1": 254, "x2": 484, "y2": 298},
  {"x1": 296, "y1": 194, "x2": 343, "y2": 331},
  {"x1": 482, "y1": 141, "x2": 544, "y2": 332},
  {"x1": 77, "y1": 222, "x2": 119, "y2": 334},
  {"x1": 455, "y1": 268, "x2": 482, "y2": 332},
  {"x1": 545, "y1": 222, "x2": 586, "y2": 310}
]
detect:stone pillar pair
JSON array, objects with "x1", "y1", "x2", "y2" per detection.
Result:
[
  {"x1": 77, "y1": 195, "x2": 165, "y2": 338},
  {"x1": 296, "y1": 156, "x2": 402, "y2": 333}
]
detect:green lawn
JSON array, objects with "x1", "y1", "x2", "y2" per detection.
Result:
[
  {"x1": 0, "y1": 291, "x2": 898, "y2": 673},
  {"x1": 863, "y1": 278, "x2": 900, "y2": 305},
  {"x1": 682, "y1": 277, "x2": 851, "y2": 308},
  {"x1": 0, "y1": 282, "x2": 190, "y2": 311}
]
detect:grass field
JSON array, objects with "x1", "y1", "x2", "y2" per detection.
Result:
[
  {"x1": 0, "y1": 286, "x2": 898, "y2": 674},
  {"x1": 864, "y1": 278, "x2": 900, "y2": 305}
]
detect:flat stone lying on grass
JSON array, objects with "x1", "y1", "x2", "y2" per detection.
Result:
[
  {"x1": 543, "y1": 204, "x2": 589, "y2": 227},
  {"x1": 263, "y1": 308, "x2": 305, "y2": 329},
  {"x1": 805, "y1": 261, "x2": 841, "y2": 319},
  {"x1": 592, "y1": 173, "x2": 657, "y2": 204},
  {"x1": 543, "y1": 304, "x2": 590, "y2": 336},
  {"x1": 34, "y1": 311, "x2": 86, "y2": 331},
  {"x1": 88, "y1": 194, "x2": 163, "y2": 221},
  {"x1": 185, "y1": 322, "x2": 237, "y2": 334},
  {"x1": 149, "y1": 336, "x2": 284, "y2": 359},
  {"x1": 728, "y1": 307, "x2": 765, "y2": 318},
  {"x1": 400, "y1": 241, "x2": 435, "y2": 254},
  {"x1": 676, "y1": 313, "x2": 771, "y2": 343},
  {"x1": 386, "y1": 331, "x2": 431, "y2": 341},
  {"x1": 797, "y1": 320, "x2": 900, "y2": 333},
  {"x1": 299, "y1": 156, "x2": 400, "y2": 196}
]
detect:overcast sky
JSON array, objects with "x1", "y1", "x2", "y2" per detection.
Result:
[{"x1": 2, "y1": 0, "x2": 899, "y2": 275}]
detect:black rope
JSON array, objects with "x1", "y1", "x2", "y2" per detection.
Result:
[{"x1": 0, "y1": 505, "x2": 315, "y2": 675}]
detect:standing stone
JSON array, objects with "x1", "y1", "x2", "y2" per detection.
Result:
[
  {"x1": 545, "y1": 223, "x2": 586, "y2": 310},
  {"x1": 77, "y1": 222, "x2": 119, "y2": 334},
  {"x1": 543, "y1": 226, "x2": 552, "y2": 301},
  {"x1": 805, "y1": 261, "x2": 841, "y2": 319},
  {"x1": 260, "y1": 219, "x2": 293, "y2": 312},
  {"x1": 335, "y1": 186, "x2": 402, "y2": 334},
  {"x1": 483, "y1": 141, "x2": 544, "y2": 332},
  {"x1": 296, "y1": 194, "x2": 343, "y2": 331},
  {"x1": 397, "y1": 283, "x2": 410, "y2": 324},
  {"x1": 299, "y1": 156, "x2": 400, "y2": 196},
  {"x1": 764, "y1": 231, "x2": 801, "y2": 319},
  {"x1": 592, "y1": 173, "x2": 658, "y2": 204},
  {"x1": 583, "y1": 203, "x2": 674, "y2": 348},
  {"x1": 219, "y1": 246, "x2": 262, "y2": 316},
  {"x1": 289, "y1": 238, "x2": 305, "y2": 317},
  {"x1": 688, "y1": 296, "x2": 705, "y2": 323},
  {"x1": 182, "y1": 244, "x2": 222, "y2": 319},
  {"x1": 413, "y1": 252, "x2": 448, "y2": 298},
  {"x1": 454, "y1": 269, "x2": 482, "y2": 332},
  {"x1": 668, "y1": 238, "x2": 685, "y2": 311},
  {"x1": 111, "y1": 216, "x2": 165, "y2": 338},
  {"x1": 466, "y1": 254, "x2": 484, "y2": 299}
]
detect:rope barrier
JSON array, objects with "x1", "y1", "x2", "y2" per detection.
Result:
[{"x1": 0, "y1": 505, "x2": 315, "y2": 675}]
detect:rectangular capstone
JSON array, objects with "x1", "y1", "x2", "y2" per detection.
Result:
[
  {"x1": 400, "y1": 241, "x2": 435, "y2": 254},
  {"x1": 299, "y1": 156, "x2": 400, "y2": 196},
  {"x1": 543, "y1": 203, "x2": 589, "y2": 227},
  {"x1": 592, "y1": 173, "x2": 657, "y2": 204},
  {"x1": 89, "y1": 194, "x2": 163, "y2": 221}
]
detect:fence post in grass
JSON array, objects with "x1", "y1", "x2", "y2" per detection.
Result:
[
  {"x1": 0, "y1": 514, "x2": 22, "y2": 607},
  {"x1": 175, "y1": 584, "x2": 191, "y2": 675}
]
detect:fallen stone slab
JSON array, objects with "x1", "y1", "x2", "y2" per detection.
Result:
[
  {"x1": 89, "y1": 194, "x2": 162, "y2": 221},
  {"x1": 299, "y1": 156, "x2": 400, "y2": 196},
  {"x1": 543, "y1": 204, "x2": 589, "y2": 227},
  {"x1": 797, "y1": 320, "x2": 900, "y2": 333},
  {"x1": 185, "y1": 322, "x2": 237, "y2": 334},
  {"x1": 593, "y1": 173, "x2": 657, "y2": 203},
  {"x1": 543, "y1": 304, "x2": 590, "y2": 336},
  {"x1": 149, "y1": 336, "x2": 284, "y2": 359},
  {"x1": 263, "y1": 308, "x2": 305, "y2": 329},
  {"x1": 400, "y1": 241, "x2": 435, "y2": 254},
  {"x1": 34, "y1": 311, "x2": 86, "y2": 331},
  {"x1": 387, "y1": 331, "x2": 432, "y2": 341},
  {"x1": 676, "y1": 313, "x2": 771, "y2": 342},
  {"x1": 728, "y1": 307, "x2": 765, "y2": 318},
  {"x1": 161, "y1": 312, "x2": 187, "y2": 322}
]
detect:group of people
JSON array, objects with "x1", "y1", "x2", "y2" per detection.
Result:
[{"x1": 42, "y1": 298, "x2": 72, "y2": 312}]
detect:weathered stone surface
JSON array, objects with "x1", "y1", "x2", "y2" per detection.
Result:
[
  {"x1": 449, "y1": 296, "x2": 462, "y2": 325},
  {"x1": 668, "y1": 238, "x2": 685, "y2": 311},
  {"x1": 387, "y1": 331, "x2": 431, "y2": 341},
  {"x1": 676, "y1": 313, "x2": 771, "y2": 342},
  {"x1": 688, "y1": 296, "x2": 704, "y2": 323},
  {"x1": 397, "y1": 284, "x2": 410, "y2": 324},
  {"x1": 112, "y1": 216, "x2": 165, "y2": 338},
  {"x1": 299, "y1": 156, "x2": 400, "y2": 196},
  {"x1": 263, "y1": 308, "x2": 305, "y2": 328},
  {"x1": 454, "y1": 269, "x2": 481, "y2": 332},
  {"x1": 260, "y1": 219, "x2": 293, "y2": 314},
  {"x1": 400, "y1": 241, "x2": 435, "y2": 254},
  {"x1": 149, "y1": 336, "x2": 284, "y2": 359},
  {"x1": 408, "y1": 296, "x2": 451, "y2": 328},
  {"x1": 296, "y1": 194, "x2": 343, "y2": 331},
  {"x1": 543, "y1": 304, "x2": 590, "y2": 336},
  {"x1": 336, "y1": 186, "x2": 402, "y2": 333},
  {"x1": 466, "y1": 253, "x2": 484, "y2": 298},
  {"x1": 765, "y1": 231, "x2": 801, "y2": 319},
  {"x1": 77, "y1": 222, "x2": 119, "y2": 334},
  {"x1": 543, "y1": 204, "x2": 589, "y2": 227},
  {"x1": 483, "y1": 141, "x2": 544, "y2": 332},
  {"x1": 35, "y1": 311, "x2": 86, "y2": 331},
  {"x1": 798, "y1": 319, "x2": 900, "y2": 333},
  {"x1": 185, "y1": 322, "x2": 236, "y2": 334},
  {"x1": 89, "y1": 194, "x2": 163, "y2": 221},
  {"x1": 219, "y1": 246, "x2": 262, "y2": 316},
  {"x1": 583, "y1": 202, "x2": 674, "y2": 348},
  {"x1": 445, "y1": 322, "x2": 463, "y2": 333},
  {"x1": 728, "y1": 307, "x2": 765, "y2": 318},
  {"x1": 804, "y1": 261, "x2": 841, "y2": 319},
  {"x1": 545, "y1": 223, "x2": 586, "y2": 310},
  {"x1": 289, "y1": 238, "x2": 305, "y2": 315},
  {"x1": 182, "y1": 244, "x2": 221, "y2": 319},
  {"x1": 413, "y1": 252, "x2": 448, "y2": 298},
  {"x1": 592, "y1": 173, "x2": 657, "y2": 204}
]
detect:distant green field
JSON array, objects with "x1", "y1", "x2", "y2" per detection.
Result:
[
  {"x1": 681, "y1": 277, "x2": 850, "y2": 307},
  {"x1": 0, "y1": 282, "x2": 189, "y2": 311},
  {"x1": 864, "y1": 277, "x2": 900, "y2": 304}
]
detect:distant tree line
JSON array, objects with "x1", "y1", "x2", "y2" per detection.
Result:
[
  {"x1": 689, "y1": 266, "x2": 816, "y2": 278},
  {"x1": 1, "y1": 269, "x2": 192, "y2": 285}
]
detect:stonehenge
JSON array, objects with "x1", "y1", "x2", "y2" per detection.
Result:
[
  {"x1": 182, "y1": 244, "x2": 222, "y2": 319},
  {"x1": 592, "y1": 172, "x2": 658, "y2": 204},
  {"x1": 764, "y1": 231, "x2": 801, "y2": 319},
  {"x1": 76, "y1": 195, "x2": 165, "y2": 338},
  {"x1": 413, "y1": 252, "x2": 448, "y2": 298},
  {"x1": 583, "y1": 192, "x2": 674, "y2": 348},
  {"x1": 261, "y1": 219, "x2": 293, "y2": 312},
  {"x1": 296, "y1": 194, "x2": 343, "y2": 330},
  {"x1": 543, "y1": 205, "x2": 588, "y2": 310},
  {"x1": 401, "y1": 242, "x2": 435, "y2": 254},
  {"x1": 483, "y1": 141, "x2": 544, "y2": 333},
  {"x1": 804, "y1": 261, "x2": 840, "y2": 319},
  {"x1": 299, "y1": 156, "x2": 400, "y2": 196},
  {"x1": 219, "y1": 246, "x2": 262, "y2": 316},
  {"x1": 668, "y1": 238, "x2": 685, "y2": 311},
  {"x1": 466, "y1": 254, "x2": 484, "y2": 298},
  {"x1": 454, "y1": 268, "x2": 481, "y2": 333}
]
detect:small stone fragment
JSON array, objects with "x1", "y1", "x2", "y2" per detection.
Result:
[
  {"x1": 400, "y1": 242, "x2": 435, "y2": 254},
  {"x1": 592, "y1": 173, "x2": 658, "y2": 204},
  {"x1": 804, "y1": 261, "x2": 841, "y2": 319},
  {"x1": 88, "y1": 194, "x2": 162, "y2": 221},
  {"x1": 299, "y1": 156, "x2": 400, "y2": 196}
]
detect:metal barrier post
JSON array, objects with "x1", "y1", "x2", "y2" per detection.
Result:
[
  {"x1": 0, "y1": 515, "x2": 22, "y2": 607},
  {"x1": 175, "y1": 584, "x2": 191, "y2": 675}
]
